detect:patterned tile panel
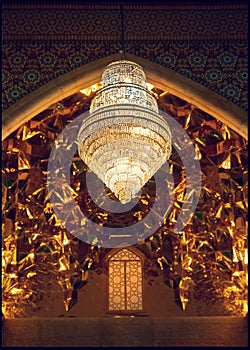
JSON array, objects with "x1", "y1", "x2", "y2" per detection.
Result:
[
  {"x1": 2, "y1": 3, "x2": 247, "y2": 41},
  {"x1": 2, "y1": 40, "x2": 248, "y2": 112}
]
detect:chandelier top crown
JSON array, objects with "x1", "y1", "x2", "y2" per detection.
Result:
[{"x1": 102, "y1": 60, "x2": 146, "y2": 88}]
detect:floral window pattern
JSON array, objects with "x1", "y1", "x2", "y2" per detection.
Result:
[{"x1": 108, "y1": 249, "x2": 143, "y2": 311}]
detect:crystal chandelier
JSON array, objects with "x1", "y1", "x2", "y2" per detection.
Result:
[{"x1": 78, "y1": 60, "x2": 172, "y2": 204}]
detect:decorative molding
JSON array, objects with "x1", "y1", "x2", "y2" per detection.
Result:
[{"x1": 2, "y1": 2, "x2": 248, "y2": 10}]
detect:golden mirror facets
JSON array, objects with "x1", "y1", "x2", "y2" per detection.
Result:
[{"x1": 2, "y1": 81, "x2": 248, "y2": 317}]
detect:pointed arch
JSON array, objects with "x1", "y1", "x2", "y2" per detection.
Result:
[{"x1": 2, "y1": 53, "x2": 247, "y2": 140}]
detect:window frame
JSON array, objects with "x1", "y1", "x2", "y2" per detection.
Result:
[{"x1": 106, "y1": 247, "x2": 146, "y2": 316}]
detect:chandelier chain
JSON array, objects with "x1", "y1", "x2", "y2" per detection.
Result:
[{"x1": 120, "y1": 3, "x2": 126, "y2": 59}]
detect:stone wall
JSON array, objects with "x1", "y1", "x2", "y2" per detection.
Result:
[
  {"x1": 20, "y1": 269, "x2": 228, "y2": 318},
  {"x1": 2, "y1": 317, "x2": 248, "y2": 347}
]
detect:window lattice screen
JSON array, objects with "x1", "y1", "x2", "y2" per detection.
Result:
[{"x1": 108, "y1": 249, "x2": 143, "y2": 311}]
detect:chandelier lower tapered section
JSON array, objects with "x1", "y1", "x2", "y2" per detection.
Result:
[{"x1": 78, "y1": 60, "x2": 172, "y2": 204}]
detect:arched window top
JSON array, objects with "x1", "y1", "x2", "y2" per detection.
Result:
[{"x1": 109, "y1": 248, "x2": 141, "y2": 261}]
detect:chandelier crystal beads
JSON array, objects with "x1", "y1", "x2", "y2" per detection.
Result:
[{"x1": 78, "y1": 60, "x2": 172, "y2": 204}]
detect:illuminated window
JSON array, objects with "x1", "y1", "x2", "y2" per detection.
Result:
[{"x1": 108, "y1": 248, "x2": 143, "y2": 311}]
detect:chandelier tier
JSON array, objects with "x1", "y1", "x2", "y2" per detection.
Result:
[{"x1": 78, "y1": 60, "x2": 172, "y2": 204}]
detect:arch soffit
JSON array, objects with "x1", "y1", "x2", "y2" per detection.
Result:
[{"x1": 2, "y1": 53, "x2": 248, "y2": 140}]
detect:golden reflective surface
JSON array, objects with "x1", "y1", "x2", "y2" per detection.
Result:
[{"x1": 2, "y1": 85, "x2": 248, "y2": 317}]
